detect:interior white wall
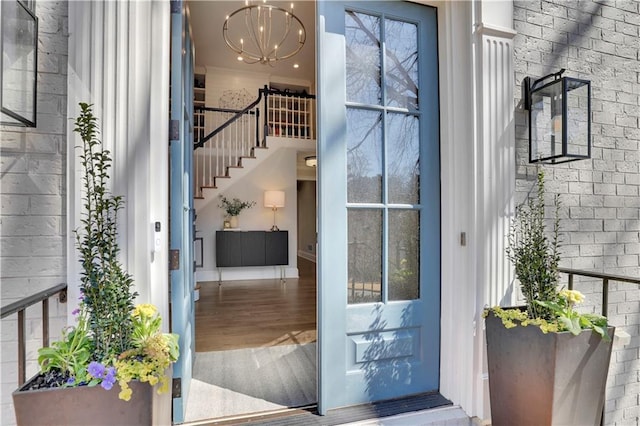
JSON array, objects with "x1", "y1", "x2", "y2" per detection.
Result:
[
  {"x1": 297, "y1": 180, "x2": 317, "y2": 262},
  {"x1": 205, "y1": 66, "x2": 269, "y2": 108},
  {"x1": 204, "y1": 66, "x2": 313, "y2": 107},
  {"x1": 195, "y1": 148, "x2": 299, "y2": 282}
]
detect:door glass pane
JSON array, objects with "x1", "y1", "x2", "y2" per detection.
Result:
[
  {"x1": 388, "y1": 112, "x2": 419, "y2": 204},
  {"x1": 347, "y1": 108, "x2": 382, "y2": 203},
  {"x1": 385, "y1": 18, "x2": 418, "y2": 110},
  {"x1": 345, "y1": 11, "x2": 381, "y2": 105},
  {"x1": 348, "y1": 209, "x2": 382, "y2": 304},
  {"x1": 388, "y1": 209, "x2": 419, "y2": 301}
]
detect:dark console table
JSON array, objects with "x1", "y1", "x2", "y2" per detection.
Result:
[{"x1": 215, "y1": 230, "x2": 288, "y2": 268}]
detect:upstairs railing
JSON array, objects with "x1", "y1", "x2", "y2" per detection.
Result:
[
  {"x1": 1, "y1": 283, "x2": 67, "y2": 386},
  {"x1": 193, "y1": 86, "x2": 316, "y2": 198}
]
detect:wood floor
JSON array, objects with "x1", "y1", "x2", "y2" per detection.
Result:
[{"x1": 195, "y1": 257, "x2": 317, "y2": 352}]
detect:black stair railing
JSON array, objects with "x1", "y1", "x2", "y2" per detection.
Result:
[
  {"x1": 192, "y1": 86, "x2": 316, "y2": 196},
  {"x1": 1, "y1": 283, "x2": 67, "y2": 386},
  {"x1": 194, "y1": 91, "x2": 263, "y2": 150}
]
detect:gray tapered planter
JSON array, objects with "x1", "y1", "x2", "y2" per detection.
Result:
[
  {"x1": 485, "y1": 311, "x2": 614, "y2": 426},
  {"x1": 12, "y1": 367, "x2": 171, "y2": 426}
]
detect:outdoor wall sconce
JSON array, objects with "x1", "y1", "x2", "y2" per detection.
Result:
[
  {"x1": 1, "y1": 0, "x2": 38, "y2": 127},
  {"x1": 523, "y1": 69, "x2": 591, "y2": 164}
]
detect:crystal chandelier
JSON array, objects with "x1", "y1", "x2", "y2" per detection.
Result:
[{"x1": 222, "y1": 1, "x2": 306, "y2": 65}]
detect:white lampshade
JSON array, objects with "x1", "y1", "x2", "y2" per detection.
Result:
[{"x1": 264, "y1": 190, "x2": 285, "y2": 208}]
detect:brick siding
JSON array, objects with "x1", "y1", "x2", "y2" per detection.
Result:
[
  {"x1": 514, "y1": 1, "x2": 640, "y2": 424},
  {"x1": 0, "y1": 2, "x2": 69, "y2": 425}
]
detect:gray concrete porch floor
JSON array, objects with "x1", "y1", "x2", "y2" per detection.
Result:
[{"x1": 181, "y1": 393, "x2": 471, "y2": 425}]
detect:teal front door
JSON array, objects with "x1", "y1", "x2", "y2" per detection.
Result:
[
  {"x1": 317, "y1": 1, "x2": 440, "y2": 413},
  {"x1": 170, "y1": 1, "x2": 196, "y2": 423}
]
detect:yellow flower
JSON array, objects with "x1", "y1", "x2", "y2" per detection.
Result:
[
  {"x1": 158, "y1": 377, "x2": 169, "y2": 394},
  {"x1": 133, "y1": 303, "x2": 157, "y2": 319},
  {"x1": 560, "y1": 289, "x2": 585, "y2": 305},
  {"x1": 119, "y1": 382, "x2": 133, "y2": 401}
]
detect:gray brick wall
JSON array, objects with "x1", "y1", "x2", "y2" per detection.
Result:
[
  {"x1": 0, "y1": 2, "x2": 68, "y2": 424},
  {"x1": 514, "y1": 1, "x2": 640, "y2": 424}
]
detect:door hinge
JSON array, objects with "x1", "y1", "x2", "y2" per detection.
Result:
[
  {"x1": 169, "y1": 120, "x2": 180, "y2": 140},
  {"x1": 172, "y1": 378, "x2": 181, "y2": 398},
  {"x1": 169, "y1": 249, "x2": 180, "y2": 270}
]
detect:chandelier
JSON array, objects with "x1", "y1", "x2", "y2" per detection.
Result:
[{"x1": 223, "y1": 1, "x2": 306, "y2": 65}]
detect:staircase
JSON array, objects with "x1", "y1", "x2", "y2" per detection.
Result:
[{"x1": 193, "y1": 86, "x2": 316, "y2": 209}]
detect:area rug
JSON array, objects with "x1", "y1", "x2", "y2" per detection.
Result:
[{"x1": 184, "y1": 343, "x2": 317, "y2": 422}]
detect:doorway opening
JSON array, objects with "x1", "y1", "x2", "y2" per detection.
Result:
[
  {"x1": 187, "y1": 254, "x2": 317, "y2": 421},
  {"x1": 185, "y1": 2, "x2": 318, "y2": 421}
]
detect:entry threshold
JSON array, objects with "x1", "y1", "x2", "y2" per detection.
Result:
[{"x1": 187, "y1": 392, "x2": 454, "y2": 426}]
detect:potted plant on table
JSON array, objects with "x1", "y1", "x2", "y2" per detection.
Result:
[
  {"x1": 12, "y1": 103, "x2": 179, "y2": 426},
  {"x1": 218, "y1": 195, "x2": 255, "y2": 228},
  {"x1": 484, "y1": 169, "x2": 614, "y2": 426}
]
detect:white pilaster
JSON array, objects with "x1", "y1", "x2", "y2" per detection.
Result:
[
  {"x1": 66, "y1": 1, "x2": 170, "y2": 325},
  {"x1": 471, "y1": 0, "x2": 517, "y2": 420}
]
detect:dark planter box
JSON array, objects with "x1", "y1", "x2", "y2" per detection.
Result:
[
  {"x1": 485, "y1": 311, "x2": 614, "y2": 426},
  {"x1": 12, "y1": 369, "x2": 171, "y2": 426}
]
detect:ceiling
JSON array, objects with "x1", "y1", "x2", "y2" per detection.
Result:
[{"x1": 188, "y1": 0, "x2": 317, "y2": 87}]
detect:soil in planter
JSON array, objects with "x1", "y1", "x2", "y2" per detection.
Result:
[{"x1": 23, "y1": 369, "x2": 70, "y2": 391}]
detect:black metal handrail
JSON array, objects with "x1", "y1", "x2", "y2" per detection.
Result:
[
  {"x1": 559, "y1": 268, "x2": 640, "y2": 426},
  {"x1": 194, "y1": 91, "x2": 264, "y2": 149},
  {"x1": 1, "y1": 283, "x2": 67, "y2": 386},
  {"x1": 195, "y1": 106, "x2": 257, "y2": 115},
  {"x1": 560, "y1": 267, "x2": 640, "y2": 317},
  {"x1": 194, "y1": 85, "x2": 317, "y2": 151}
]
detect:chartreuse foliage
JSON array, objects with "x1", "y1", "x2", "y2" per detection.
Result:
[
  {"x1": 484, "y1": 169, "x2": 610, "y2": 340},
  {"x1": 115, "y1": 304, "x2": 179, "y2": 401},
  {"x1": 537, "y1": 289, "x2": 610, "y2": 341}
]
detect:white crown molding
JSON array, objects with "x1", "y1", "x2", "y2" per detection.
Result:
[{"x1": 476, "y1": 22, "x2": 517, "y2": 39}]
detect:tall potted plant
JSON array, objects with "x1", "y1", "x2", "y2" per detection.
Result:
[
  {"x1": 12, "y1": 103, "x2": 179, "y2": 425},
  {"x1": 484, "y1": 170, "x2": 614, "y2": 426}
]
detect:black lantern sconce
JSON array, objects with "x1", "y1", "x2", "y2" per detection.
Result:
[
  {"x1": 523, "y1": 69, "x2": 591, "y2": 164},
  {"x1": 1, "y1": 0, "x2": 38, "y2": 127}
]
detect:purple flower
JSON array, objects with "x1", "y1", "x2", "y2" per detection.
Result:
[
  {"x1": 87, "y1": 361, "x2": 105, "y2": 378},
  {"x1": 104, "y1": 367, "x2": 116, "y2": 381},
  {"x1": 101, "y1": 378, "x2": 114, "y2": 390},
  {"x1": 100, "y1": 367, "x2": 117, "y2": 390},
  {"x1": 72, "y1": 308, "x2": 80, "y2": 316},
  {"x1": 66, "y1": 377, "x2": 76, "y2": 386}
]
